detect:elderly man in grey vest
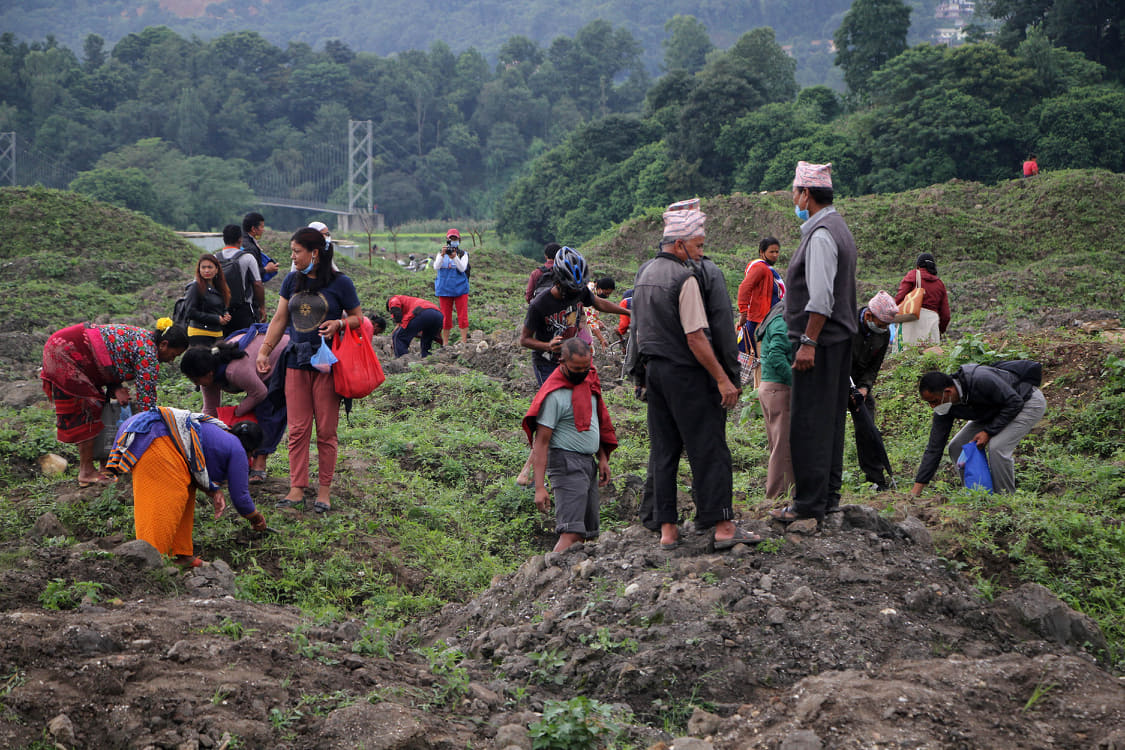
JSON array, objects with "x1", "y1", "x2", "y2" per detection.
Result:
[
  {"x1": 633, "y1": 199, "x2": 762, "y2": 551},
  {"x1": 771, "y1": 162, "x2": 858, "y2": 524}
]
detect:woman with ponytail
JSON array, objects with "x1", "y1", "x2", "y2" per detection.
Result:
[
  {"x1": 894, "y1": 253, "x2": 950, "y2": 345},
  {"x1": 256, "y1": 228, "x2": 362, "y2": 512},
  {"x1": 181, "y1": 326, "x2": 290, "y2": 483},
  {"x1": 40, "y1": 317, "x2": 189, "y2": 486}
]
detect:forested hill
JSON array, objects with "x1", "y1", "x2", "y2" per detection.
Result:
[{"x1": 3, "y1": 0, "x2": 864, "y2": 76}]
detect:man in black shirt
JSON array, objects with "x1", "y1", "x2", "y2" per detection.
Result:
[{"x1": 519, "y1": 247, "x2": 627, "y2": 385}]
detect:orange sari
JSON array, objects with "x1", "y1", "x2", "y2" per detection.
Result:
[{"x1": 132, "y1": 436, "x2": 195, "y2": 557}]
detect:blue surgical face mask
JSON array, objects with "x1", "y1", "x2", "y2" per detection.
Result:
[
  {"x1": 795, "y1": 205, "x2": 810, "y2": 222},
  {"x1": 450, "y1": 240, "x2": 460, "y2": 248},
  {"x1": 300, "y1": 257, "x2": 317, "y2": 275},
  {"x1": 866, "y1": 318, "x2": 888, "y2": 334}
]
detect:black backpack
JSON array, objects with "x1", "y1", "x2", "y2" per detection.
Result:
[
  {"x1": 220, "y1": 249, "x2": 252, "y2": 312},
  {"x1": 530, "y1": 264, "x2": 554, "y2": 299},
  {"x1": 992, "y1": 359, "x2": 1043, "y2": 387},
  {"x1": 172, "y1": 281, "x2": 195, "y2": 327}
]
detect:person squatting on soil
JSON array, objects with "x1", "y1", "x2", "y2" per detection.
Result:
[
  {"x1": 912, "y1": 363, "x2": 1046, "y2": 495},
  {"x1": 632, "y1": 198, "x2": 761, "y2": 551},
  {"x1": 40, "y1": 318, "x2": 189, "y2": 487},
  {"x1": 849, "y1": 291, "x2": 899, "y2": 491},
  {"x1": 180, "y1": 325, "x2": 290, "y2": 484},
  {"x1": 772, "y1": 161, "x2": 858, "y2": 525},
  {"x1": 106, "y1": 407, "x2": 268, "y2": 568},
  {"x1": 372, "y1": 295, "x2": 444, "y2": 358},
  {"x1": 756, "y1": 299, "x2": 795, "y2": 500},
  {"x1": 894, "y1": 252, "x2": 950, "y2": 346},
  {"x1": 433, "y1": 228, "x2": 471, "y2": 345},
  {"x1": 522, "y1": 339, "x2": 618, "y2": 553},
  {"x1": 258, "y1": 228, "x2": 363, "y2": 514},
  {"x1": 182, "y1": 254, "x2": 232, "y2": 346}
]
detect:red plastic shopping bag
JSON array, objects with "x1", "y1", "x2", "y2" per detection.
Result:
[{"x1": 331, "y1": 316, "x2": 385, "y2": 398}]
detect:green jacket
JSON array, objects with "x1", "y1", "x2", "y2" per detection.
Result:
[{"x1": 757, "y1": 302, "x2": 793, "y2": 386}]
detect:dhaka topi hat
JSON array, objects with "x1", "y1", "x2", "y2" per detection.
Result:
[
  {"x1": 662, "y1": 198, "x2": 706, "y2": 240},
  {"x1": 793, "y1": 161, "x2": 833, "y2": 189},
  {"x1": 867, "y1": 291, "x2": 899, "y2": 324}
]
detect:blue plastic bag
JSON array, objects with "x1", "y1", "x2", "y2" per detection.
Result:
[
  {"x1": 957, "y1": 442, "x2": 993, "y2": 493},
  {"x1": 310, "y1": 336, "x2": 338, "y2": 373},
  {"x1": 260, "y1": 251, "x2": 278, "y2": 283}
]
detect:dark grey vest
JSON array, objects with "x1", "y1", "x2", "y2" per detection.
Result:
[
  {"x1": 633, "y1": 253, "x2": 699, "y2": 369},
  {"x1": 785, "y1": 208, "x2": 858, "y2": 346}
]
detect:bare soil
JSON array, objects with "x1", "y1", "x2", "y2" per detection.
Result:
[{"x1": 2, "y1": 332, "x2": 1124, "y2": 749}]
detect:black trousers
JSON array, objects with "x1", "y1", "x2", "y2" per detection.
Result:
[
  {"x1": 852, "y1": 392, "x2": 888, "y2": 486},
  {"x1": 646, "y1": 358, "x2": 733, "y2": 529},
  {"x1": 790, "y1": 339, "x2": 851, "y2": 519}
]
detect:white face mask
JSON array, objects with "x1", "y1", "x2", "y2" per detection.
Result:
[{"x1": 932, "y1": 395, "x2": 952, "y2": 416}]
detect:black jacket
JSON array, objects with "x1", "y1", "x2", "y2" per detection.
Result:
[
  {"x1": 850, "y1": 307, "x2": 891, "y2": 392},
  {"x1": 915, "y1": 364, "x2": 1035, "y2": 484},
  {"x1": 184, "y1": 283, "x2": 228, "y2": 332}
]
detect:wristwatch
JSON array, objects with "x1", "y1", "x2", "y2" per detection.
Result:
[{"x1": 799, "y1": 334, "x2": 818, "y2": 347}]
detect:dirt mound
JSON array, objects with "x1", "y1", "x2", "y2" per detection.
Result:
[{"x1": 3, "y1": 505, "x2": 1121, "y2": 749}]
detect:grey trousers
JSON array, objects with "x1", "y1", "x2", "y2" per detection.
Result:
[{"x1": 947, "y1": 389, "x2": 1046, "y2": 493}]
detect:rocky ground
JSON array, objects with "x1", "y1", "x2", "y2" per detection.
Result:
[
  {"x1": 2, "y1": 494, "x2": 1124, "y2": 749},
  {"x1": 2, "y1": 332, "x2": 1124, "y2": 749}
]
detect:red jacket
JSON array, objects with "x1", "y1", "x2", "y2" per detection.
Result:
[
  {"x1": 387, "y1": 295, "x2": 439, "y2": 328},
  {"x1": 737, "y1": 259, "x2": 782, "y2": 322},
  {"x1": 522, "y1": 365, "x2": 617, "y2": 457},
  {"x1": 894, "y1": 269, "x2": 950, "y2": 333}
]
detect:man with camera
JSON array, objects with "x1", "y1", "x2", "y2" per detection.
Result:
[{"x1": 433, "y1": 228, "x2": 471, "y2": 345}]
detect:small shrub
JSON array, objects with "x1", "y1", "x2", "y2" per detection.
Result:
[{"x1": 530, "y1": 696, "x2": 627, "y2": 750}]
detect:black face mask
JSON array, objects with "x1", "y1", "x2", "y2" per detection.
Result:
[{"x1": 562, "y1": 366, "x2": 589, "y2": 385}]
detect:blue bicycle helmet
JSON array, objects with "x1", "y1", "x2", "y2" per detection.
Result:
[{"x1": 552, "y1": 246, "x2": 588, "y2": 293}]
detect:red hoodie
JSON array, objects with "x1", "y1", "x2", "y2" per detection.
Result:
[
  {"x1": 387, "y1": 294, "x2": 440, "y2": 328},
  {"x1": 522, "y1": 366, "x2": 617, "y2": 457}
]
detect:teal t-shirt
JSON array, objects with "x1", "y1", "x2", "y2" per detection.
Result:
[{"x1": 538, "y1": 388, "x2": 600, "y2": 455}]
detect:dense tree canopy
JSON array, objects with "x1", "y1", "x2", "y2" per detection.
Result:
[{"x1": 834, "y1": 0, "x2": 911, "y2": 96}]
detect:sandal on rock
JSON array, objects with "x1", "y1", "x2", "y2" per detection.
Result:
[
  {"x1": 313, "y1": 500, "x2": 331, "y2": 514},
  {"x1": 174, "y1": 556, "x2": 203, "y2": 569},
  {"x1": 248, "y1": 469, "x2": 267, "y2": 484},
  {"x1": 660, "y1": 539, "x2": 680, "y2": 551},
  {"x1": 714, "y1": 527, "x2": 762, "y2": 550},
  {"x1": 276, "y1": 497, "x2": 305, "y2": 509},
  {"x1": 769, "y1": 506, "x2": 810, "y2": 524}
]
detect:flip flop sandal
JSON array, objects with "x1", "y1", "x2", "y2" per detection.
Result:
[
  {"x1": 660, "y1": 540, "x2": 680, "y2": 551},
  {"x1": 313, "y1": 501, "x2": 332, "y2": 514},
  {"x1": 276, "y1": 497, "x2": 305, "y2": 509},
  {"x1": 714, "y1": 527, "x2": 763, "y2": 550},
  {"x1": 248, "y1": 469, "x2": 267, "y2": 484},
  {"x1": 174, "y1": 556, "x2": 204, "y2": 569}
]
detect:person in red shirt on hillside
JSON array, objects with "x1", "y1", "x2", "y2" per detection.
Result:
[{"x1": 736, "y1": 237, "x2": 785, "y2": 359}]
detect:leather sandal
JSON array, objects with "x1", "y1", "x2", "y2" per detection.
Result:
[
  {"x1": 714, "y1": 527, "x2": 762, "y2": 550},
  {"x1": 769, "y1": 506, "x2": 809, "y2": 524}
]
